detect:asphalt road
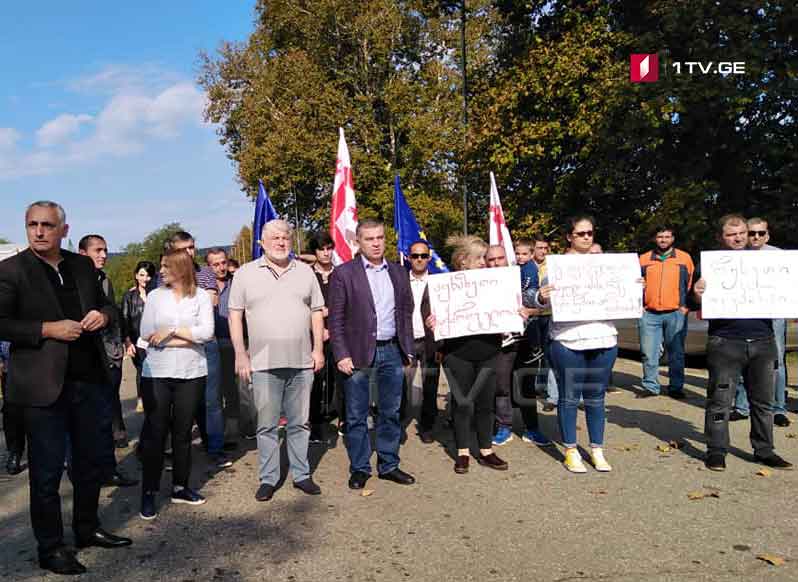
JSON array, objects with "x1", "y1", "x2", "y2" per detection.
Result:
[{"x1": 1, "y1": 357, "x2": 798, "y2": 581}]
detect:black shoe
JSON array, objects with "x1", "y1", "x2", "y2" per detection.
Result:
[
  {"x1": 477, "y1": 452, "x2": 509, "y2": 471},
  {"x1": 76, "y1": 528, "x2": 133, "y2": 549},
  {"x1": 210, "y1": 453, "x2": 234, "y2": 469},
  {"x1": 705, "y1": 452, "x2": 726, "y2": 472},
  {"x1": 378, "y1": 468, "x2": 416, "y2": 485},
  {"x1": 348, "y1": 471, "x2": 370, "y2": 490},
  {"x1": 729, "y1": 410, "x2": 748, "y2": 421},
  {"x1": 542, "y1": 403, "x2": 556, "y2": 412},
  {"x1": 309, "y1": 425, "x2": 325, "y2": 444},
  {"x1": 6, "y1": 452, "x2": 24, "y2": 475},
  {"x1": 774, "y1": 414, "x2": 791, "y2": 427},
  {"x1": 40, "y1": 548, "x2": 86, "y2": 575},
  {"x1": 754, "y1": 453, "x2": 793, "y2": 470},
  {"x1": 102, "y1": 471, "x2": 139, "y2": 488},
  {"x1": 114, "y1": 437, "x2": 129, "y2": 449},
  {"x1": 293, "y1": 477, "x2": 322, "y2": 495},
  {"x1": 668, "y1": 390, "x2": 687, "y2": 400},
  {"x1": 255, "y1": 483, "x2": 275, "y2": 502},
  {"x1": 418, "y1": 429, "x2": 434, "y2": 444},
  {"x1": 636, "y1": 390, "x2": 658, "y2": 399}
]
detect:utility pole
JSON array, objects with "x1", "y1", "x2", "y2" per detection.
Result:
[{"x1": 460, "y1": 0, "x2": 469, "y2": 235}]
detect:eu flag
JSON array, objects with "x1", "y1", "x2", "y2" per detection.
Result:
[
  {"x1": 253, "y1": 180, "x2": 278, "y2": 260},
  {"x1": 393, "y1": 176, "x2": 448, "y2": 273}
]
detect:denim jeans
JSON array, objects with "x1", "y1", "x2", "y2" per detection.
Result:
[
  {"x1": 252, "y1": 368, "x2": 313, "y2": 485},
  {"x1": 705, "y1": 335, "x2": 775, "y2": 457},
  {"x1": 638, "y1": 310, "x2": 687, "y2": 394},
  {"x1": 204, "y1": 340, "x2": 225, "y2": 454},
  {"x1": 96, "y1": 366, "x2": 123, "y2": 479},
  {"x1": 24, "y1": 381, "x2": 103, "y2": 556},
  {"x1": 549, "y1": 341, "x2": 617, "y2": 447},
  {"x1": 733, "y1": 319, "x2": 786, "y2": 416},
  {"x1": 343, "y1": 342, "x2": 404, "y2": 475}
]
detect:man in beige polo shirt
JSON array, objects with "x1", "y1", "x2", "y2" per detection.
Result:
[{"x1": 228, "y1": 219, "x2": 325, "y2": 501}]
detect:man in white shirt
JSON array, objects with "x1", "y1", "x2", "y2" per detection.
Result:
[
  {"x1": 404, "y1": 241, "x2": 441, "y2": 444},
  {"x1": 228, "y1": 220, "x2": 325, "y2": 501}
]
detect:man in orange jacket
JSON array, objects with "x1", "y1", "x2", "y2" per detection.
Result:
[{"x1": 638, "y1": 225, "x2": 695, "y2": 399}]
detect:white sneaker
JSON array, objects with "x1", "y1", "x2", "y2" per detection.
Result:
[
  {"x1": 563, "y1": 448, "x2": 587, "y2": 473},
  {"x1": 589, "y1": 447, "x2": 612, "y2": 472}
]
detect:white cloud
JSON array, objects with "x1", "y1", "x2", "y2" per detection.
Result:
[
  {"x1": 66, "y1": 63, "x2": 184, "y2": 95},
  {"x1": 0, "y1": 68, "x2": 209, "y2": 180},
  {"x1": 0, "y1": 128, "x2": 21, "y2": 150},
  {"x1": 36, "y1": 114, "x2": 93, "y2": 147}
]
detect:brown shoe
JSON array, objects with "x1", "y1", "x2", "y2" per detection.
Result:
[
  {"x1": 454, "y1": 455, "x2": 469, "y2": 474},
  {"x1": 477, "y1": 452, "x2": 508, "y2": 471}
]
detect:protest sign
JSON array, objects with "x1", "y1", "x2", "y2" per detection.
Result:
[
  {"x1": 547, "y1": 253, "x2": 643, "y2": 322},
  {"x1": 428, "y1": 267, "x2": 524, "y2": 341},
  {"x1": 699, "y1": 250, "x2": 798, "y2": 318}
]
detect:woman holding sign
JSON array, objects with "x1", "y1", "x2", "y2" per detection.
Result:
[
  {"x1": 536, "y1": 216, "x2": 617, "y2": 474},
  {"x1": 433, "y1": 235, "x2": 509, "y2": 475}
]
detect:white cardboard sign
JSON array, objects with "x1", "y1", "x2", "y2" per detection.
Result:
[
  {"x1": 547, "y1": 253, "x2": 643, "y2": 322},
  {"x1": 428, "y1": 266, "x2": 524, "y2": 341},
  {"x1": 699, "y1": 250, "x2": 798, "y2": 318}
]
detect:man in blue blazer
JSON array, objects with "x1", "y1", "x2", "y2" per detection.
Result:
[{"x1": 328, "y1": 218, "x2": 416, "y2": 489}]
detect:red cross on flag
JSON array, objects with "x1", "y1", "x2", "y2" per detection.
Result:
[
  {"x1": 488, "y1": 171, "x2": 516, "y2": 264},
  {"x1": 330, "y1": 127, "x2": 359, "y2": 265}
]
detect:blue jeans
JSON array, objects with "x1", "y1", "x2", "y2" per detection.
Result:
[
  {"x1": 205, "y1": 340, "x2": 225, "y2": 454},
  {"x1": 734, "y1": 319, "x2": 786, "y2": 416},
  {"x1": 638, "y1": 310, "x2": 687, "y2": 395},
  {"x1": 344, "y1": 342, "x2": 404, "y2": 475},
  {"x1": 549, "y1": 341, "x2": 617, "y2": 447},
  {"x1": 252, "y1": 368, "x2": 313, "y2": 486}
]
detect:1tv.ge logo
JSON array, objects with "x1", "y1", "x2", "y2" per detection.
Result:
[{"x1": 630, "y1": 53, "x2": 746, "y2": 82}]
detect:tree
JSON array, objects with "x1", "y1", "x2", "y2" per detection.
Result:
[{"x1": 0, "y1": 237, "x2": 10, "y2": 244}]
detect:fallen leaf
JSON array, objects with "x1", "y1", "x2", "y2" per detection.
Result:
[
  {"x1": 687, "y1": 491, "x2": 706, "y2": 500},
  {"x1": 785, "y1": 433, "x2": 797, "y2": 439},
  {"x1": 756, "y1": 468, "x2": 772, "y2": 477},
  {"x1": 361, "y1": 489, "x2": 374, "y2": 497},
  {"x1": 688, "y1": 487, "x2": 720, "y2": 500},
  {"x1": 656, "y1": 444, "x2": 672, "y2": 453},
  {"x1": 756, "y1": 553, "x2": 785, "y2": 566},
  {"x1": 590, "y1": 489, "x2": 608, "y2": 495}
]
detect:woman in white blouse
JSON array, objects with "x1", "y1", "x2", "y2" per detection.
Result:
[
  {"x1": 138, "y1": 248, "x2": 214, "y2": 520},
  {"x1": 536, "y1": 215, "x2": 617, "y2": 474}
]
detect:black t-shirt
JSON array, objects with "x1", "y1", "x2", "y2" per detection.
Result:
[
  {"x1": 443, "y1": 334, "x2": 502, "y2": 361},
  {"x1": 39, "y1": 258, "x2": 105, "y2": 383}
]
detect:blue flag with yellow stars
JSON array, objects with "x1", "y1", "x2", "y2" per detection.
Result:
[{"x1": 393, "y1": 175, "x2": 448, "y2": 273}]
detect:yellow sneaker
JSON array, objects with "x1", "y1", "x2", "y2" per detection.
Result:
[
  {"x1": 136, "y1": 398, "x2": 144, "y2": 413},
  {"x1": 563, "y1": 448, "x2": 587, "y2": 473},
  {"x1": 589, "y1": 447, "x2": 612, "y2": 472}
]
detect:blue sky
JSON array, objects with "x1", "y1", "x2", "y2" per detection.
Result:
[{"x1": 0, "y1": 1, "x2": 257, "y2": 250}]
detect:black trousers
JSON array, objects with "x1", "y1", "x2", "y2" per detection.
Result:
[
  {"x1": 705, "y1": 335, "x2": 776, "y2": 456},
  {"x1": 402, "y1": 338, "x2": 441, "y2": 431},
  {"x1": 310, "y1": 341, "x2": 338, "y2": 425},
  {"x1": 2, "y1": 371, "x2": 26, "y2": 455},
  {"x1": 443, "y1": 352, "x2": 497, "y2": 450},
  {"x1": 96, "y1": 366, "x2": 122, "y2": 479},
  {"x1": 513, "y1": 338, "x2": 541, "y2": 431},
  {"x1": 141, "y1": 376, "x2": 204, "y2": 492},
  {"x1": 23, "y1": 381, "x2": 103, "y2": 557}
]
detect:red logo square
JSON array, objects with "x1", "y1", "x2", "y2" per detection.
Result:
[{"x1": 630, "y1": 54, "x2": 659, "y2": 82}]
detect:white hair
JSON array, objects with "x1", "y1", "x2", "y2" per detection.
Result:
[
  {"x1": 261, "y1": 219, "x2": 293, "y2": 240},
  {"x1": 26, "y1": 200, "x2": 66, "y2": 225}
]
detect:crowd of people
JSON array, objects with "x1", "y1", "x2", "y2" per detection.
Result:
[{"x1": 0, "y1": 201, "x2": 794, "y2": 576}]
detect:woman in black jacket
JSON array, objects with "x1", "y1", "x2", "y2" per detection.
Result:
[{"x1": 121, "y1": 261, "x2": 157, "y2": 412}]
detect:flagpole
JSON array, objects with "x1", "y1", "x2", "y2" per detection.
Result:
[{"x1": 460, "y1": 0, "x2": 469, "y2": 235}]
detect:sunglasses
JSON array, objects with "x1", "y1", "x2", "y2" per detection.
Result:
[
  {"x1": 748, "y1": 230, "x2": 767, "y2": 237},
  {"x1": 572, "y1": 230, "x2": 594, "y2": 238},
  {"x1": 410, "y1": 253, "x2": 430, "y2": 259}
]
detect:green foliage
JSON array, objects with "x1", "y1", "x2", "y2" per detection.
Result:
[
  {"x1": 104, "y1": 223, "x2": 185, "y2": 303},
  {"x1": 201, "y1": 0, "x2": 797, "y2": 256},
  {"x1": 0, "y1": 237, "x2": 10, "y2": 244}
]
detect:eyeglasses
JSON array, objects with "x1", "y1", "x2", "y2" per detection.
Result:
[
  {"x1": 409, "y1": 253, "x2": 430, "y2": 259},
  {"x1": 748, "y1": 230, "x2": 767, "y2": 237},
  {"x1": 572, "y1": 230, "x2": 594, "y2": 238}
]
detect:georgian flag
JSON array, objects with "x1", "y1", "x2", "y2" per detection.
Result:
[
  {"x1": 488, "y1": 171, "x2": 516, "y2": 264},
  {"x1": 330, "y1": 127, "x2": 359, "y2": 265}
]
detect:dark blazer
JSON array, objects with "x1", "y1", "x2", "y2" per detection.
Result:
[
  {"x1": 328, "y1": 257, "x2": 414, "y2": 368},
  {"x1": 419, "y1": 283, "x2": 442, "y2": 355},
  {"x1": 0, "y1": 249, "x2": 115, "y2": 406}
]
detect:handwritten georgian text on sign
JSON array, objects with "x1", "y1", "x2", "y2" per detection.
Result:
[
  {"x1": 700, "y1": 250, "x2": 798, "y2": 319},
  {"x1": 547, "y1": 253, "x2": 643, "y2": 322},
  {"x1": 428, "y1": 267, "x2": 524, "y2": 341}
]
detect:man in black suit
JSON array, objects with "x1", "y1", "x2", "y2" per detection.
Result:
[
  {"x1": 0, "y1": 201, "x2": 132, "y2": 576},
  {"x1": 403, "y1": 240, "x2": 442, "y2": 444}
]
